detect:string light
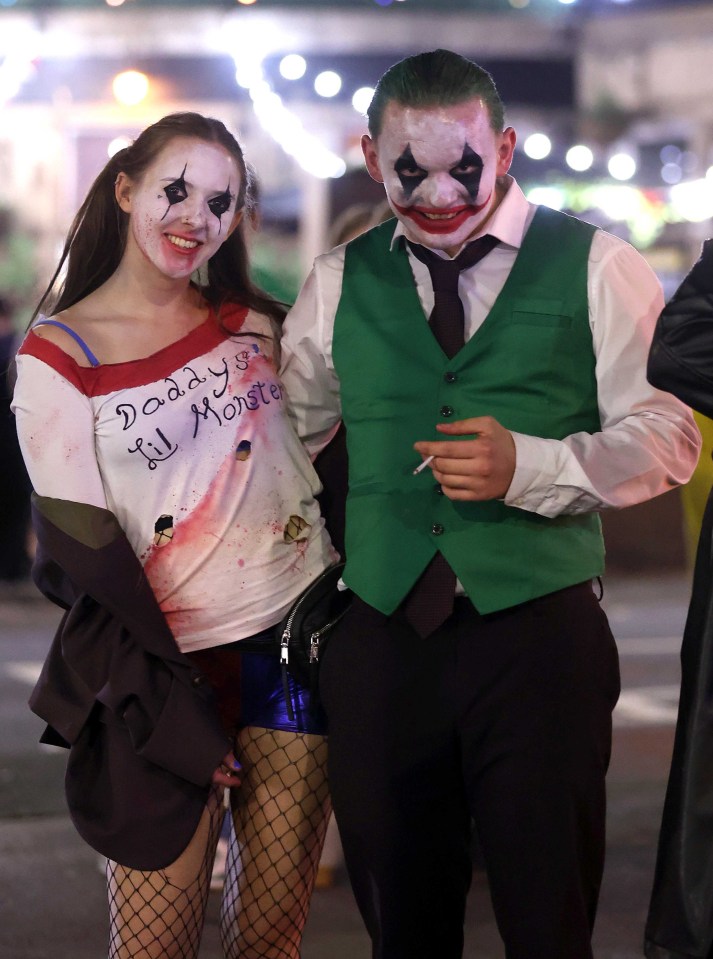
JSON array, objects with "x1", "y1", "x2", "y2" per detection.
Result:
[
  {"x1": 608, "y1": 152, "x2": 637, "y2": 181},
  {"x1": 566, "y1": 145, "x2": 594, "y2": 172},
  {"x1": 112, "y1": 70, "x2": 149, "y2": 107},
  {"x1": 314, "y1": 70, "x2": 342, "y2": 98},
  {"x1": 352, "y1": 86, "x2": 375, "y2": 115},
  {"x1": 230, "y1": 47, "x2": 346, "y2": 178},
  {"x1": 523, "y1": 133, "x2": 552, "y2": 160},
  {"x1": 108, "y1": 136, "x2": 132, "y2": 158},
  {"x1": 661, "y1": 163, "x2": 682, "y2": 185},
  {"x1": 279, "y1": 54, "x2": 307, "y2": 81},
  {"x1": 670, "y1": 178, "x2": 713, "y2": 222}
]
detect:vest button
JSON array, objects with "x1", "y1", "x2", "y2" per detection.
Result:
[
  {"x1": 434, "y1": 483, "x2": 443, "y2": 495},
  {"x1": 431, "y1": 523, "x2": 444, "y2": 535},
  {"x1": 444, "y1": 371, "x2": 457, "y2": 383},
  {"x1": 440, "y1": 405, "x2": 454, "y2": 417}
]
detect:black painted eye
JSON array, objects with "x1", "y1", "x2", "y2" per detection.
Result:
[
  {"x1": 399, "y1": 163, "x2": 426, "y2": 177},
  {"x1": 448, "y1": 145, "x2": 484, "y2": 202},
  {"x1": 208, "y1": 187, "x2": 232, "y2": 219},
  {"x1": 163, "y1": 165, "x2": 188, "y2": 207},
  {"x1": 394, "y1": 145, "x2": 428, "y2": 199},
  {"x1": 394, "y1": 146, "x2": 426, "y2": 180},
  {"x1": 164, "y1": 182, "x2": 187, "y2": 204},
  {"x1": 451, "y1": 161, "x2": 479, "y2": 176}
]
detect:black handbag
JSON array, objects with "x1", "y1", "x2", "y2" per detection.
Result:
[{"x1": 275, "y1": 562, "x2": 352, "y2": 719}]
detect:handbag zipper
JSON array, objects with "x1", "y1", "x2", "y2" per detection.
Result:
[
  {"x1": 309, "y1": 608, "x2": 348, "y2": 663},
  {"x1": 280, "y1": 564, "x2": 339, "y2": 667}
]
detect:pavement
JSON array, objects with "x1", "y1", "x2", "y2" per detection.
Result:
[{"x1": 0, "y1": 569, "x2": 692, "y2": 958}]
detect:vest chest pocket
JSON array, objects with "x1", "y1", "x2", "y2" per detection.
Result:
[
  {"x1": 510, "y1": 312, "x2": 572, "y2": 329},
  {"x1": 495, "y1": 300, "x2": 575, "y2": 365},
  {"x1": 507, "y1": 298, "x2": 573, "y2": 330},
  {"x1": 484, "y1": 300, "x2": 581, "y2": 389}
]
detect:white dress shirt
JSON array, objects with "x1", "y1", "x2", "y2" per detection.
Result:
[{"x1": 280, "y1": 176, "x2": 700, "y2": 518}]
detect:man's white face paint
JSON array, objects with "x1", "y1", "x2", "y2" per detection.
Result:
[
  {"x1": 363, "y1": 97, "x2": 515, "y2": 253},
  {"x1": 119, "y1": 137, "x2": 242, "y2": 279}
]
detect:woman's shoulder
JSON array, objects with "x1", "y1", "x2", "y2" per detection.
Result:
[
  {"x1": 214, "y1": 302, "x2": 280, "y2": 366},
  {"x1": 218, "y1": 300, "x2": 277, "y2": 336},
  {"x1": 29, "y1": 307, "x2": 100, "y2": 368},
  {"x1": 15, "y1": 316, "x2": 95, "y2": 397}
]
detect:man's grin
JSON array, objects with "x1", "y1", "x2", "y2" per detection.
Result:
[{"x1": 393, "y1": 195, "x2": 492, "y2": 235}]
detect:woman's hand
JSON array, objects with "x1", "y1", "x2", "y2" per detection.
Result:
[{"x1": 211, "y1": 750, "x2": 242, "y2": 788}]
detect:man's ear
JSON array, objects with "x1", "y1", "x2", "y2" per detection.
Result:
[
  {"x1": 115, "y1": 172, "x2": 132, "y2": 213},
  {"x1": 361, "y1": 134, "x2": 385, "y2": 184},
  {"x1": 496, "y1": 127, "x2": 517, "y2": 177}
]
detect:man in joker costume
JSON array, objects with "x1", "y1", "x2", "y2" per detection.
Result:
[{"x1": 280, "y1": 50, "x2": 700, "y2": 958}]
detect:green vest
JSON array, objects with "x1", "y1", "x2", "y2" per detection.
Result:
[{"x1": 332, "y1": 206, "x2": 604, "y2": 615}]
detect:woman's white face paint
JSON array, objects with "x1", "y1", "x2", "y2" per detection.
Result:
[
  {"x1": 362, "y1": 97, "x2": 515, "y2": 253},
  {"x1": 122, "y1": 137, "x2": 241, "y2": 279}
]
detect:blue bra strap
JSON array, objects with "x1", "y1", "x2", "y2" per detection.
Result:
[{"x1": 33, "y1": 319, "x2": 101, "y2": 367}]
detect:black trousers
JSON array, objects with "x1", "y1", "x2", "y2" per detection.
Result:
[{"x1": 319, "y1": 582, "x2": 620, "y2": 959}]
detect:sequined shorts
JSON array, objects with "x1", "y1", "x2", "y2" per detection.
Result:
[{"x1": 187, "y1": 630, "x2": 327, "y2": 737}]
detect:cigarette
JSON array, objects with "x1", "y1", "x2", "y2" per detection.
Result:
[{"x1": 413, "y1": 455, "x2": 434, "y2": 476}]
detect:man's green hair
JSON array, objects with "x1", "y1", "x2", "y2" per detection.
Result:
[{"x1": 367, "y1": 49, "x2": 505, "y2": 138}]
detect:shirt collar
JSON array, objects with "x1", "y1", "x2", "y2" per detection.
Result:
[{"x1": 389, "y1": 175, "x2": 533, "y2": 257}]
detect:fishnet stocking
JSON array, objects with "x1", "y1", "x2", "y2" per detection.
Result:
[
  {"x1": 105, "y1": 727, "x2": 329, "y2": 958},
  {"x1": 221, "y1": 726, "x2": 331, "y2": 959},
  {"x1": 107, "y1": 786, "x2": 225, "y2": 958}
]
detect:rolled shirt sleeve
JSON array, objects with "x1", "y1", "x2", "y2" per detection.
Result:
[{"x1": 505, "y1": 231, "x2": 701, "y2": 516}]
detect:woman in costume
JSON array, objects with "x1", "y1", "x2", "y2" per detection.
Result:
[{"x1": 12, "y1": 112, "x2": 336, "y2": 959}]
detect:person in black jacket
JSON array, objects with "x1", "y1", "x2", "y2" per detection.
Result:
[{"x1": 646, "y1": 238, "x2": 713, "y2": 959}]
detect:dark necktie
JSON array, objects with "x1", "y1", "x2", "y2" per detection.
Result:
[
  {"x1": 402, "y1": 234, "x2": 500, "y2": 638},
  {"x1": 409, "y1": 234, "x2": 501, "y2": 357}
]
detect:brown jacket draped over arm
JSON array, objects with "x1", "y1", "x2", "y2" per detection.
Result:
[{"x1": 29, "y1": 495, "x2": 229, "y2": 870}]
